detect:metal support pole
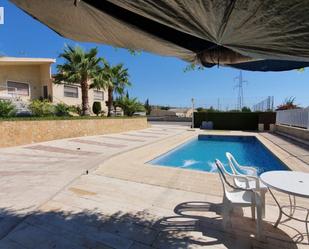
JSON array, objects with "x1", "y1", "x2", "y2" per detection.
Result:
[{"x1": 191, "y1": 98, "x2": 195, "y2": 128}]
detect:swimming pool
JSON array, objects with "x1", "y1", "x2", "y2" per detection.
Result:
[{"x1": 150, "y1": 135, "x2": 288, "y2": 174}]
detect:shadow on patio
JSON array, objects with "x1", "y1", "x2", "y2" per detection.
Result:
[
  {"x1": 0, "y1": 201, "x2": 304, "y2": 248},
  {"x1": 155, "y1": 201, "x2": 303, "y2": 249}
]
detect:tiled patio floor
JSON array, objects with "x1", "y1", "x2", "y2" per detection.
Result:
[
  {"x1": 0, "y1": 124, "x2": 308, "y2": 248},
  {"x1": 260, "y1": 133, "x2": 309, "y2": 165}
]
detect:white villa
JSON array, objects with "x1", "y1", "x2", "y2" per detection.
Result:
[{"x1": 0, "y1": 56, "x2": 108, "y2": 113}]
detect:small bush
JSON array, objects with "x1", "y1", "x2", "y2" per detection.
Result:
[
  {"x1": 0, "y1": 99, "x2": 16, "y2": 117},
  {"x1": 29, "y1": 99, "x2": 54, "y2": 117},
  {"x1": 92, "y1": 102, "x2": 102, "y2": 116},
  {"x1": 68, "y1": 105, "x2": 82, "y2": 116},
  {"x1": 54, "y1": 103, "x2": 71, "y2": 116}
]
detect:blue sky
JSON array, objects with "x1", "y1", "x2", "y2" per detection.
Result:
[{"x1": 0, "y1": 1, "x2": 308, "y2": 109}]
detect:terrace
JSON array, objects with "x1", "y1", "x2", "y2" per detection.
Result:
[
  {"x1": 3, "y1": 1, "x2": 309, "y2": 248},
  {"x1": 0, "y1": 123, "x2": 308, "y2": 248}
]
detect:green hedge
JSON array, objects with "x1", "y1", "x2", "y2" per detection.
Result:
[{"x1": 194, "y1": 112, "x2": 275, "y2": 130}]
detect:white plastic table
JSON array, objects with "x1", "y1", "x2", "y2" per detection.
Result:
[{"x1": 260, "y1": 171, "x2": 309, "y2": 242}]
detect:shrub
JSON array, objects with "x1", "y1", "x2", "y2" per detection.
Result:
[
  {"x1": 241, "y1": 106, "x2": 251, "y2": 112},
  {"x1": 194, "y1": 112, "x2": 259, "y2": 130},
  {"x1": 92, "y1": 102, "x2": 102, "y2": 116},
  {"x1": 0, "y1": 99, "x2": 17, "y2": 117},
  {"x1": 29, "y1": 99, "x2": 54, "y2": 117},
  {"x1": 276, "y1": 96, "x2": 300, "y2": 110},
  {"x1": 67, "y1": 105, "x2": 82, "y2": 116},
  {"x1": 117, "y1": 96, "x2": 145, "y2": 116},
  {"x1": 54, "y1": 103, "x2": 71, "y2": 116}
]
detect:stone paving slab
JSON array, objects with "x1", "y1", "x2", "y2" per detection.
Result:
[
  {"x1": 1, "y1": 175, "x2": 305, "y2": 248},
  {"x1": 69, "y1": 138, "x2": 128, "y2": 148},
  {"x1": 100, "y1": 136, "x2": 146, "y2": 143},
  {"x1": 0, "y1": 126, "x2": 308, "y2": 248},
  {"x1": 0, "y1": 125, "x2": 187, "y2": 246},
  {"x1": 123, "y1": 133, "x2": 160, "y2": 139},
  {"x1": 260, "y1": 133, "x2": 309, "y2": 164},
  {"x1": 299, "y1": 155, "x2": 309, "y2": 164},
  {"x1": 26, "y1": 145, "x2": 100, "y2": 156}
]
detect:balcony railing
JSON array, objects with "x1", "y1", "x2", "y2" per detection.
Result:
[{"x1": 276, "y1": 108, "x2": 309, "y2": 129}]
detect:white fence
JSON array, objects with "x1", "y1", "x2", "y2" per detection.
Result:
[{"x1": 276, "y1": 108, "x2": 309, "y2": 129}]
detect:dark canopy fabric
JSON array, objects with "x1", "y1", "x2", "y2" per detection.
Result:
[{"x1": 10, "y1": 0, "x2": 309, "y2": 71}]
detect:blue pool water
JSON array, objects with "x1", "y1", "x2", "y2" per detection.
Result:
[{"x1": 150, "y1": 135, "x2": 288, "y2": 174}]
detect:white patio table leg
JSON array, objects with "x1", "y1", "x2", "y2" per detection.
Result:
[
  {"x1": 260, "y1": 171, "x2": 309, "y2": 244},
  {"x1": 261, "y1": 189, "x2": 266, "y2": 218},
  {"x1": 268, "y1": 188, "x2": 283, "y2": 227},
  {"x1": 305, "y1": 209, "x2": 309, "y2": 244},
  {"x1": 268, "y1": 188, "x2": 309, "y2": 243},
  {"x1": 289, "y1": 195, "x2": 296, "y2": 217}
]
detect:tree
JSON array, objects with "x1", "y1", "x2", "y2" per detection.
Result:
[
  {"x1": 54, "y1": 45, "x2": 101, "y2": 116},
  {"x1": 196, "y1": 107, "x2": 206, "y2": 112},
  {"x1": 208, "y1": 106, "x2": 215, "y2": 112},
  {"x1": 241, "y1": 106, "x2": 251, "y2": 112},
  {"x1": 160, "y1": 106, "x2": 170, "y2": 110},
  {"x1": 276, "y1": 97, "x2": 300, "y2": 110},
  {"x1": 99, "y1": 63, "x2": 131, "y2": 116},
  {"x1": 92, "y1": 102, "x2": 102, "y2": 116},
  {"x1": 144, "y1": 98, "x2": 152, "y2": 115},
  {"x1": 229, "y1": 109, "x2": 241, "y2": 112},
  {"x1": 117, "y1": 96, "x2": 145, "y2": 116}
]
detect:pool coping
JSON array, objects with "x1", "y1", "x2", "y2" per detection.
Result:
[
  {"x1": 145, "y1": 130, "x2": 308, "y2": 173},
  {"x1": 148, "y1": 133, "x2": 290, "y2": 173},
  {"x1": 95, "y1": 129, "x2": 308, "y2": 200}
]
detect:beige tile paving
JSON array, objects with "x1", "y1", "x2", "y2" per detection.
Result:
[
  {"x1": 260, "y1": 133, "x2": 309, "y2": 164},
  {"x1": 0, "y1": 124, "x2": 308, "y2": 248},
  {"x1": 0, "y1": 125, "x2": 187, "y2": 246},
  {"x1": 1, "y1": 175, "x2": 306, "y2": 248}
]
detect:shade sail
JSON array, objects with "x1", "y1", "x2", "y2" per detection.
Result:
[{"x1": 10, "y1": 0, "x2": 309, "y2": 71}]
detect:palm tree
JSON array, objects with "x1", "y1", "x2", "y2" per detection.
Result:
[
  {"x1": 54, "y1": 46, "x2": 101, "y2": 116},
  {"x1": 117, "y1": 96, "x2": 145, "y2": 116},
  {"x1": 103, "y1": 63, "x2": 131, "y2": 116}
]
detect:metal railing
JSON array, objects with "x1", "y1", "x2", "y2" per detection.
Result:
[
  {"x1": 253, "y1": 96, "x2": 274, "y2": 112},
  {"x1": 276, "y1": 108, "x2": 309, "y2": 129}
]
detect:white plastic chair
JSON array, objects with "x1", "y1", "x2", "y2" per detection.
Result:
[
  {"x1": 215, "y1": 159, "x2": 262, "y2": 239},
  {"x1": 226, "y1": 152, "x2": 267, "y2": 218},
  {"x1": 226, "y1": 152, "x2": 258, "y2": 176}
]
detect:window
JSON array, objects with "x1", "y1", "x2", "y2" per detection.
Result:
[
  {"x1": 64, "y1": 85, "x2": 78, "y2": 98},
  {"x1": 93, "y1": 90, "x2": 104, "y2": 101},
  {"x1": 7, "y1": 81, "x2": 29, "y2": 96}
]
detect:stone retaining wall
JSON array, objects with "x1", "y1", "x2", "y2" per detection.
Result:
[
  {"x1": 0, "y1": 118, "x2": 148, "y2": 147},
  {"x1": 275, "y1": 124, "x2": 309, "y2": 145}
]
